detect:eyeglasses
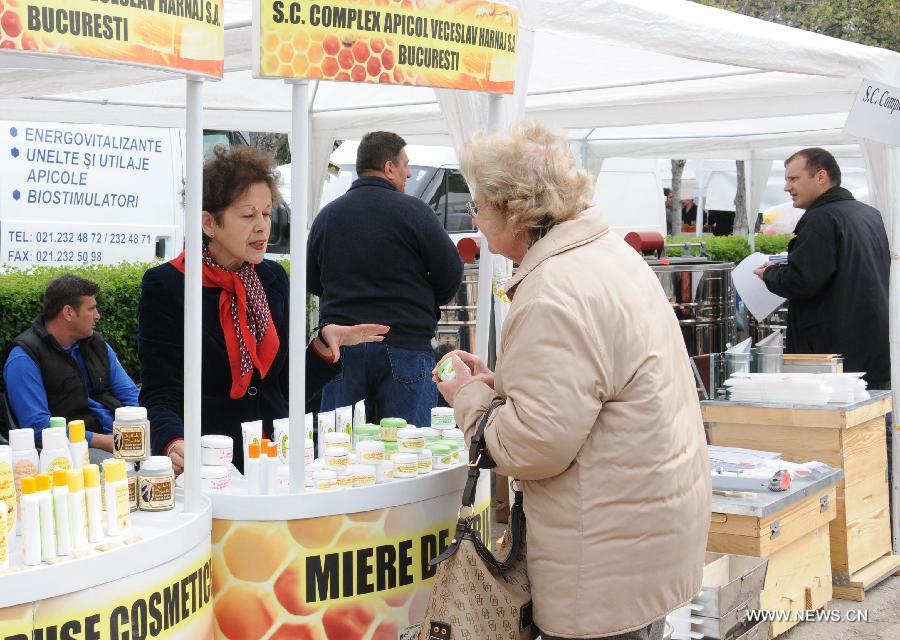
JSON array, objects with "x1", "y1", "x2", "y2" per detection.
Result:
[{"x1": 465, "y1": 201, "x2": 479, "y2": 219}]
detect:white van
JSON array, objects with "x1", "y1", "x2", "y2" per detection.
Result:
[{"x1": 0, "y1": 120, "x2": 251, "y2": 267}]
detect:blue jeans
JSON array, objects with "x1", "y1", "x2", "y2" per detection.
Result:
[{"x1": 320, "y1": 343, "x2": 437, "y2": 428}]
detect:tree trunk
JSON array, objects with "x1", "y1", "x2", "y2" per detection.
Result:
[
  {"x1": 248, "y1": 132, "x2": 286, "y2": 158},
  {"x1": 671, "y1": 159, "x2": 687, "y2": 236},
  {"x1": 733, "y1": 160, "x2": 749, "y2": 238}
]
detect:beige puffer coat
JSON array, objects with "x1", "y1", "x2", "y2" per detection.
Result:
[{"x1": 453, "y1": 208, "x2": 711, "y2": 638}]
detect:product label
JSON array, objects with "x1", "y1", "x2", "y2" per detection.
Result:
[
  {"x1": 13, "y1": 458, "x2": 37, "y2": 525},
  {"x1": 324, "y1": 442, "x2": 351, "y2": 455},
  {"x1": 115, "y1": 483, "x2": 130, "y2": 531},
  {"x1": 438, "y1": 455, "x2": 452, "y2": 466},
  {"x1": 317, "y1": 480, "x2": 336, "y2": 491},
  {"x1": 82, "y1": 448, "x2": 90, "y2": 466},
  {"x1": 397, "y1": 463, "x2": 418, "y2": 475},
  {"x1": 0, "y1": 508, "x2": 7, "y2": 566},
  {"x1": 48, "y1": 456, "x2": 71, "y2": 473},
  {"x1": 278, "y1": 434, "x2": 289, "y2": 463},
  {"x1": 114, "y1": 424, "x2": 147, "y2": 460},
  {"x1": 353, "y1": 475, "x2": 376, "y2": 487},
  {"x1": 325, "y1": 456, "x2": 349, "y2": 470},
  {"x1": 128, "y1": 476, "x2": 138, "y2": 512},
  {"x1": 139, "y1": 476, "x2": 175, "y2": 511},
  {"x1": 0, "y1": 461, "x2": 15, "y2": 534},
  {"x1": 417, "y1": 460, "x2": 432, "y2": 473},
  {"x1": 400, "y1": 439, "x2": 425, "y2": 450},
  {"x1": 337, "y1": 476, "x2": 353, "y2": 488},
  {"x1": 361, "y1": 451, "x2": 385, "y2": 462}
]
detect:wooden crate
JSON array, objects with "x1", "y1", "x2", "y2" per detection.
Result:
[
  {"x1": 703, "y1": 392, "x2": 898, "y2": 599},
  {"x1": 709, "y1": 485, "x2": 836, "y2": 638}
]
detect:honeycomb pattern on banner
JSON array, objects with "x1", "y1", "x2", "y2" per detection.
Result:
[
  {"x1": 211, "y1": 499, "x2": 491, "y2": 640},
  {"x1": 258, "y1": 0, "x2": 516, "y2": 91}
]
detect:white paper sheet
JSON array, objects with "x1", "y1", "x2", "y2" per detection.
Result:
[{"x1": 732, "y1": 252, "x2": 787, "y2": 321}]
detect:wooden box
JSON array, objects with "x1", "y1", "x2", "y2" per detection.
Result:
[
  {"x1": 703, "y1": 392, "x2": 900, "y2": 600},
  {"x1": 709, "y1": 473, "x2": 840, "y2": 637}
]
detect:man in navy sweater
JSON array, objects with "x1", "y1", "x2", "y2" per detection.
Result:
[{"x1": 308, "y1": 131, "x2": 463, "y2": 427}]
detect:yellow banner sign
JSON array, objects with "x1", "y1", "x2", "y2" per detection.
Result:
[
  {"x1": 0, "y1": 542, "x2": 213, "y2": 639},
  {"x1": 0, "y1": 0, "x2": 224, "y2": 78},
  {"x1": 256, "y1": 0, "x2": 518, "y2": 93}
]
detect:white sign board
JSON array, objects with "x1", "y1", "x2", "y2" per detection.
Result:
[
  {"x1": 843, "y1": 78, "x2": 900, "y2": 147},
  {"x1": 0, "y1": 120, "x2": 183, "y2": 266}
]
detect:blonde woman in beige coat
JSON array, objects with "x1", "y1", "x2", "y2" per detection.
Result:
[{"x1": 435, "y1": 123, "x2": 711, "y2": 640}]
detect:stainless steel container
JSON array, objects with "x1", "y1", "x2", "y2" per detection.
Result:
[
  {"x1": 435, "y1": 266, "x2": 479, "y2": 355},
  {"x1": 649, "y1": 258, "x2": 737, "y2": 356},
  {"x1": 693, "y1": 552, "x2": 769, "y2": 639},
  {"x1": 748, "y1": 304, "x2": 788, "y2": 344}
]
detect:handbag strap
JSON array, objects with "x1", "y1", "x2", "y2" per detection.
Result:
[{"x1": 461, "y1": 397, "x2": 504, "y2": 508}]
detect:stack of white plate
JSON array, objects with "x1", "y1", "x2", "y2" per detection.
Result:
[{"x1": 725, "y1": 373, "x2": 868, "y2": 405}]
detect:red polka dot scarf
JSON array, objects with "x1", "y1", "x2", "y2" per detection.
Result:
[{"x1": 170, "y1": 249, "x2": 280, "y2": 399}]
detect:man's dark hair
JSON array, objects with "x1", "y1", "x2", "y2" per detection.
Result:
[
  {"x1": 785, "y1": 148, "x2": 841, "y2": 187},
  {"x1": 663, "y1": 188, "x2": 671, "y2": 196},
  {"x1": 356, "y1": 131, "x2": 406, "y2": 175},
  {"x1": 43, "y1": 275, "x2": 100, "y2": 320}
]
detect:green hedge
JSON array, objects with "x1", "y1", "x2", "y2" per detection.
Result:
[
  {"x1": 0, "y1": 263, "x2": 153, "y2": 386},
  {"x1": 664, "y1": 234, "x2": 791, "y2": 263}
]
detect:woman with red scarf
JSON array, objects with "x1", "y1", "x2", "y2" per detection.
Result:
[{"x1": 138, "y1": 146, "x2": 387, "y2": 473}]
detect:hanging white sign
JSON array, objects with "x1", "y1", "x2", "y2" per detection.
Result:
[{"x1": 843, "y1": 78, "x2": 900, "y2": 147}]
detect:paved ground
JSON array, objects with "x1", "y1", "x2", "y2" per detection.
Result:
[{"x1": 778, "y1": 574, "x2": 900, "y2": 640}]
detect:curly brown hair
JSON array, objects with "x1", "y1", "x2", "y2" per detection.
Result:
[{"x1": 203, "y1": 145, "x2": 282, "y2": 225}]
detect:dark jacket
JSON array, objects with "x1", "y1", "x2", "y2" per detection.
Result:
[
  {"x1": 307, "y1": 176, "x2": 463, "y2": 350},
  {"x1": 138, "y1": 260, "x2": 339, "y2": 470},
  {"x1": 5, "y1": 318, "x2": 121, "y2": 433},
  {"x1": 763, "y1": 187, "x2": 890, "y2": 386}
]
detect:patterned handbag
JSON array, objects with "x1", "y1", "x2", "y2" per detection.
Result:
[{"x1": 418, "y1": 399, "x2": 537, "y2": 640}]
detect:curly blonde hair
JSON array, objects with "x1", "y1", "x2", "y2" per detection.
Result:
[{"x1": 460, "y1": 122, "x2": 593, "y2": 244}]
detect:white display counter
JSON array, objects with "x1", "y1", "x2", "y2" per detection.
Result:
[
  {"x1": 0, "y1": 494, "x2": 213, "y2": 637},
  {"x1": 208, "y1": 466, "x2": 490, "y2": 640}
]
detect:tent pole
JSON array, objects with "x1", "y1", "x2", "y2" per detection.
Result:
[
  {"x1": 183, "y1": 77, "x2": 204, "y2": 514},
  {"x1": 288, "y1": 79, "x2": 310, "y2": 492},
  {"x1": 474, "y1": 94, "x2": 504, "y2": 362}
]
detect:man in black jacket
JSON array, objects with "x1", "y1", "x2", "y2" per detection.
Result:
[
  {"x1": 754, "y1": 148, "x2": 890, "y2": 389},
  {"x1": 3, "y1": 275, "x2": 139, "y2": 453},
  {"x1": 308, "y1": 131, "x2": 463, "y2": 428}
]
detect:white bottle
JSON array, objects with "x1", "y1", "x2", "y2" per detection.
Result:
[
  {"x1": 51, "y1": 470, "x2": 72, "y2": 556},
  {"x1": 266, "y1": 442, "x2": 279, "y2": 494},
  {"x1": 39, "y1": 427, "x2": 72, "y2": 475},
  {"x1": 102, "y1": 459, "x2": 131, "y2": 536},
  {"x1": 35, "y1": 473, "x2": 56, "y2": 561},
  {"x1": 10, "y1": 429, "x2": 40, "y2": 534},
  {"x1": 245, "y1": 443, "x2": 262, "y2": 495},
  {"x1": 18, "y1": 476, "x2": 41, "y2": 566},
  {"x1": 83, "y1": 465, "x2": 105, "y2": 544},
  {"x1": 258, "y1": 439, "x2": 271, "y2": 496},
  {"x1": 66, "y1": 470, "x2": 89, "y2": 550},
  {"x1": 67, "y1": 420, "x2": 90, "y2": 470}
]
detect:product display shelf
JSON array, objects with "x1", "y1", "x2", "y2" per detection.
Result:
[
  {"x1": 206, "y1": 466, "x2": 489, "y2": 640},
  {"x1": 702, "y1": 391, "x2": 900, "y2": 602},
  {"x1": 708, "y1": 470, "x2": 841, "y2": 638},
  {"x1": 0, "y1": 492, "x2": 212, "y2": 607}
]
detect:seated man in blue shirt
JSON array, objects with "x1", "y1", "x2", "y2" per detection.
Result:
[{"x1": 2, "y1": 274, "x2": 139, "y2": 453}]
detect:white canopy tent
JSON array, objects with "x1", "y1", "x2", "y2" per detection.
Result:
[{"x1": 3, "y1": 0, "x2": 898, "y2": 543}]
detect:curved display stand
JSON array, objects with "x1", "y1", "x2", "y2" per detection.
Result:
[
  {"x1": 209, "y1": 467, "x2": 490, "y2": 640},
  {"x1": 0, "y1": 494, "x2": 213, "y2": 637}
]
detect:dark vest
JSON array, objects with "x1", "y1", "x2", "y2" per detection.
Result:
[{"x1": 5, "y1": 317, "x2": 122, "y2": 433}]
